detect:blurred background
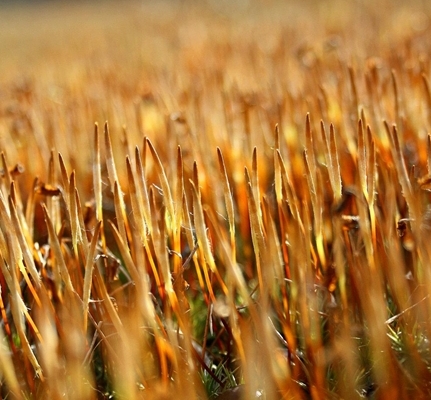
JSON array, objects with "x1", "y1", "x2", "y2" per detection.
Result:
[
  {"x1": 1, "y1": 0, "x2": 430, "y2": 83},
  {"x1": 0, "y1": 0, "x2": 430, "y2": 193}
]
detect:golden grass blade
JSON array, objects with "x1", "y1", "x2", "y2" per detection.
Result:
[
  {"x1": 1, "y1": 152, "x2": 12, "y2": 197},
  {"x1": 58, "y1": 152, "x2": 70, "y2": 206},
  {"x1": 422, "y1": 73, "x2": 431, "y2": 127},
  {"x1": 304, "y1": 148, "x2": 326, "y2": 269},
  {"x1": 428, "y1": 133, "x2": 431, "y2": 176},
  {"x1": 113, "y1": 180, "x2": 128, "y2": 246},
  {"x1": 329, "y1": 123, "x2": 342, "y2": 201},
  {"x1": 74, "y1": 187, "x2": 89, "y2": 251},
  {"x1": 83, "y1": 220, "x2": 101, "y2": 332},
  {"x1": 8, "y1": 194, "x2": 41, "y2": 289},
  {"x1": 357, "y1": 119, "x2": 367, "y2": 198},
  {"x1": 305, "y1": 113, "x2": 317, "y2": 181},
  {"x1": 262, "y1": 197, "x2": 284, "y2": 300},
  {"x1": 104, "y1": 122, "x2": 130, "y2": 241},
  {"x1": 216, "y1": 147, "x2": 235, "y2": 229},
  {"x1": 2, "y1": 153, "x2": 24, "y2": 214},
  {"x1": 321, "y1": 121, "x2": 334, "y2": 193},
  {"x1": 42, "y1": 204, "x2": 74, "y2": 294},
  {"x1": 244, "y1": 167, "x2": 265, "y2": 296},
  {"x1": 93, "y1": 122, "x2": 103, "y2": 223},
  {"x1": 142, "y1": 135, "x2": 148, "y2": 169},
  {"x1": 251, "y1": 147, "x2": 261, "y2": 222},
  {"x1": 135, "y1": 146, "x2": 152, "y2": 235},
  {"x1": 172, "y1": 146, "x2": 184, "y2": 277},
  {"x1": 121, "y1": 124, "x2": 131, "y2": 162},
  {"x1": 390, "y1": 124, "x2": 414, "y2": 214},
  {"x1": 366, "y1": 125, "x2": 376, "y2": 204},
  {"x1": 6, "y1": 233, "x2": 43, "y2": 379},
  {"x1": 192, "y1": 161, "x2": 200, "y2": 197},
  {"x1": 47, "y1": 150, "x2": 61, "y2": 234},
  {"x1": 206, "y1": 204, "x2": 249, "y2": 308},
  {"x1": 156, "y1": 205, "x2": 175, "y2": 294},
  {"x1": 189, "y1": 182, "x2": 208, "y2": 254},
  {"x1": 348, "y1": 66, "x2": 359, "y2": 118},
  {"x1": 128, "y1": 217, "x2": 156, "y2": 324},
  {"x1": 182, "y1": 191, "x2": 206, "y2": 293},
  {"x1": 190, "y1": 180, "x2": 227, "y2": 297},
  {"x1": 25, "y1": 177, "x2": 38, "y2": 239},
  {"x1": 392, "y1": 69, "x2": 401, "y2": 125},
  {"x1": 91, "y1": 264, "x2": 128, "y2": 373},
  {"x1": 275, "y1": 150, "x2": 299, "y2": 218},
  {"x1": 175, "y1": 146, "x2": 184, "y2": 232},
  {"x1": 0, "y1": 256, "x2": 12, "y2": 306},
  {"x1": 366, "y1": 126, "x2": 378, "y2": 247},
  {"x1": 360, "y1": 108, "x2": 367, "y2": 132},
  {"x1": 126, "y1": 156, "x2": 146, "y2": 242},
  {"x1": 300, "y1": 198, "x2": 326, "y2": 393},
  {"x1": 108, "y1": 220, "x2": 139, "y2": 284},
  {"x1": 146, "y1": 137, "x2": 175, "y2": 224},
  {"x1": 3, "y1": 4, "x2": 431, "y2": 397},
  {"x1": 68, "y1": 171, "x2": 81, "y2": 253},
  {"x1": 303, "y1": 148, "x2": 317, "y2": 206},
  {"x1": 147, "y1": 187, "x2": 165, "y2": 297},
  {"x1": 10, "y1": 181, "x2": 31, "y2": 246}
]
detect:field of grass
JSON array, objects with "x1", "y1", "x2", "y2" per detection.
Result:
[{"x1": 1, "y1": 0, "x2": 431, "y2": 398}]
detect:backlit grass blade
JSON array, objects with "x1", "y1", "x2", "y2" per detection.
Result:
[
  {"x1": 113, "y1": 180, "x2": 129, "y2": 246},
  {"x1": 389, "y1": 124, "x2": 414, "y2": 217},
  {"x1": 8, "y1": 194, "x2": 41, "y2": 289},
  {"x1": 190, "y1": 180, "x2": 227, "y2": 297},
  {"x1": 217, "y1": 147, "x2": 236, "y2": 259},
  {"x1": 104, "y1": 121, "x2": 120, "y2": 190},
  {"x1": 251, "y1": 147, "x2": 261, "y2": 225},
  {"x1": 422, "y1": 73, "x2": 431, "y2": 127},
  {"x1": 42, "y1": 204, "x2": 74, "y2": 294},
  {"x1": 329, "y1": 123, "x2": 342, "y2": 201},
  {"x1": 47, "y1": 150, "x2": 61, "y2": 234},
  {"x1": 108, "y1": 219, "x2": 138, "y2": 284},
  {"x1": 244, "y1": 167, "x2": 265, "y2": 297},
  {"x1": 357, "y1": 119, "x2": 367, "y2": 198},
  {"x1": 175, "y1": 146, "x2": 184, "y2": 232},
  {"x1": 135, "y1": 146, "x2": 152, "y2": 235},
  {"x1": 104, "y1": 122, "x2": 129, "y2": 242},
  {"x1": 150, "y1": 188, "x2": 171, "y2": 289},
  {"x1": 0, "y1": 324, "x2": 22, "y2": 399},
  {"x1": 172, "y1": 146, "x2": 184, "y2": 277},
  {"x1": 1, "y1": 152, "x2": 12, "y2": 199},
  {"x1": 275, "y1": 150, "x2": 299, "y2": 218},
  {"x1": 182, "y1": 191, "x2": 206, "y2": 294},
  {"x1": 428, "y1": 133, "x2": 431, "y2": 176},
  {"x1": 6, "y1": 232, "x2": 43, "y2": 380},
  {"x1": 146, "y1": 137, "x2": 175, "y2": 225},
  {"x1": 93, "y1": 122, "x2": 103, "y2": 224},
  {"x1": 74, "y1": 186, "x2": 89, "y2": 252},
  {"x1": 24, "y1": 177, "x2": 38, "y2": 239},
  {"x1": 82, "y1": 220, "x2": 101, "y2": 332}
]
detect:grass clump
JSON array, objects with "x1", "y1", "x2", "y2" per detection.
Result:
[{"x1": 1, "y1": 0, "x2": 431, "y2": 398}]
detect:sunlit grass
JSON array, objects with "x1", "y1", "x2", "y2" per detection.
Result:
[{"x1": 1, "y1": 0, "x2": 431, "y2": 399}]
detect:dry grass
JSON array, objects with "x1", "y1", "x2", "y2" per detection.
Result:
[{"x1": 1, "y1": 0, "x2": 431, "y2": 398}]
